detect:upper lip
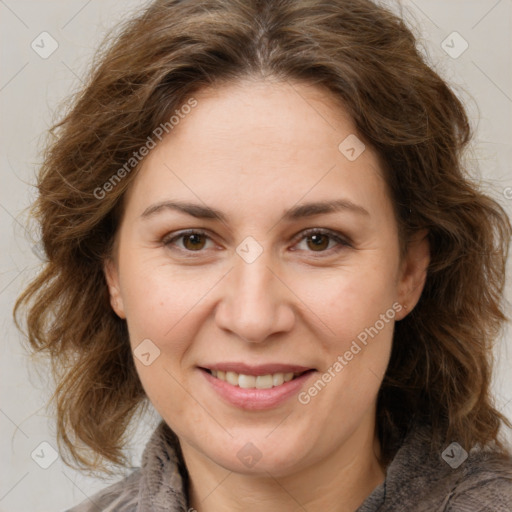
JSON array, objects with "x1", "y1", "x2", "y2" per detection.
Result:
[{"x1": 200, "y1": 362, "x2": 315, "y2": 376}]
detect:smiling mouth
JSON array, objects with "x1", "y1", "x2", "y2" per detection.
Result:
[{"x1": 202, "y1": 368, "x2": 315, "y2": 389}]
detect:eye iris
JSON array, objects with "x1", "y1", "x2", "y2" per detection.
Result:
[
  {"x1": 307, "y1": 233, "x2": 329, "y2": 251},
  {"x1": 183, "y1": 233, "x2": 206, "y2": 250}
]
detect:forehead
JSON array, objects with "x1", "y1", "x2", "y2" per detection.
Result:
[
  {"x1": 121, "y1": 79, "x2": 392, "y2": 225},
  {"x1": 171, "y1": 79, "x2": 357, "y2": 156}
]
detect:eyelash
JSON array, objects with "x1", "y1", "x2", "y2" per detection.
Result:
[{"x1": 162, "y1": 228, "x2": 352, "y2": 257}]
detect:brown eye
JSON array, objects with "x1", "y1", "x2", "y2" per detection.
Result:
[
  {"x1": 182, "y1": 233, "x2": 207, "y2": 251},
  {"x1": 293, "y1": 228, "x2": 351, "y2": 256},
  {"x1": 306, "y1": 233, "x2": 330, "y2": 251},
  {"x1": 163, "y1": 230, "x2": 213, "y2": 253}
]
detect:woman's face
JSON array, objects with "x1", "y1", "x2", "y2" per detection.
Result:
[{"x1": 105, "y1": 79, "x2": 428, "y2": 477}]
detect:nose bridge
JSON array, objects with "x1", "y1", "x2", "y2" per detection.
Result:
[{"x1": 215, "y1": 246, "x2": 294, "y2": 342}]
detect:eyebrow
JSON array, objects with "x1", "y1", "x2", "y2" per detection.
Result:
[{"x1": 140, "y1": 198, "x2": 370, "y2": 222}]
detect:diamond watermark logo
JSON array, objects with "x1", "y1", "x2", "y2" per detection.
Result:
[
  {"x1": 441, "y1": 32, "x2": 469, "y2": 59},
  {"x1": 441, "y1": 442, "x2": 468, "y2": 469},
  {"x1": 31, "y1": 32, "x2": 59, "y2": 59},
  {"x1": 31, "y1": 441, "x2": 59, "y2": 469},
  {"x1": 133, "y1": 338, "x2": 161, "y2": 366},
  {"x1": 236, "y1": 236, "x2": 263, "y2": 264},
  {"x1": 338, "y1": 134, "x2": 366, "y2": 161},
  {"x1": 237, "y1": 442, "x2": 262, "y2": 468}
]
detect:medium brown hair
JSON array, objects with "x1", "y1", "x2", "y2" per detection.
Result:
[{"x1": 14, "y1": 0, "x2": 512, "y2": 473}]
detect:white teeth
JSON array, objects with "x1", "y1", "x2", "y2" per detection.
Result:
[
  {"x1": 210, "y1": 370, "x2": 302, "y2": 389},
  {"x1": 256, "y1": 374, "x2": 273, "y2": 389},
  {"x1": 225, "y1": 371, "x2": 238, "y2": 386},
  {"x1": 272, "y1": 373, "x2": 284, "y2": 386},
  {"x1": 238, "y1": 374, "x2": 256, "y2": 388}
]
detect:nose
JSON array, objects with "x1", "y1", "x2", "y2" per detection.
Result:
[{"x1": 214, "y1": 251, "x2": 295, "y2": 343}]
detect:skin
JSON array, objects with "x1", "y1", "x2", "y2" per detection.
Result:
[{"x1": 105, "y1": 79, "x2": 430, "y2": 512}]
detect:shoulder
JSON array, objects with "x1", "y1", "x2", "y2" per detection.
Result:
[
  {"x1": 64, "y1": 468, "x2": 142, "y2": 512},
  {"x1": 376, "y1": 423, "x2": 512, "y2": 512},
  {"x1": 444, "y1": 449, "x2": 512, "y2": 512},
  {"x1": 63, "y1": 420, "x2": 190, "y2": 512}
]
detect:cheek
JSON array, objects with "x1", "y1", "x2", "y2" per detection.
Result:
[
  {"x1": 120, "y1": 259, "x2": 218, "y2": 343},
  {"x1": 121, "y1": 264, "x2": 206, "y2": 413},
  {"x1": 299, "y1": 260, "x2": 399, "y2": 345},
  {"x1": 297, "y1": 270, "x2": 396, "y2": 417}
]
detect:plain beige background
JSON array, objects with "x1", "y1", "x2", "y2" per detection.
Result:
[{"x1": 1, "y1": 1, "x2": 511, "y2": 510}]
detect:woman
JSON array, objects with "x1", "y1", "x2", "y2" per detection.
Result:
[{"x1": 14, "y1": 0, "x2": 512, "y2": 510}]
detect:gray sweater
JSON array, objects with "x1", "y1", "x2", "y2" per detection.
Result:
[{"x1": 66, "y1": 421, "x2": 512, "y2": 511}]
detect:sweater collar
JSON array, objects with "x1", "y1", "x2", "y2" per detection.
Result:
[
  {"x1": 136, "y1": 420, "x2": 458, "y2": 512},
  {"x1": 137, "y1": 420, "x2": 189, "y2": 512}
]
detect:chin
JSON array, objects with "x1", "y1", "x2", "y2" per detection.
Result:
[{"x1": 195, "y1": 434, "x2": 311, "y2": 477}]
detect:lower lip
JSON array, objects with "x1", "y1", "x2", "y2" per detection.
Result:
[{"x1": 200, "y1": 368, "x2": 316, "y2": 410}]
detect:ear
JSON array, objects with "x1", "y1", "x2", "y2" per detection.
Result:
[
  {"x1": 104, "y1": 257, "x2": 126, "y2": 319},
  {"x1": 395, "y1": 229, "x2": 430, "y2": 321}
]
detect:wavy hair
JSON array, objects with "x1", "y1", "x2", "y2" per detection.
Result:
[{"x1": 14, "y1": 0, "x2": 512, "y2": 473}]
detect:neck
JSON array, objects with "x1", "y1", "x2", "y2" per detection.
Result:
[{"x1": 182, "y1": 418, "x2": 386, "y2": 512}]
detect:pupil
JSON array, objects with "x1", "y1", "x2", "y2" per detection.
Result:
[
  {"x1": 309, "y1": 234, "x2": 328, "y2": 250},
  {"x1": 185, "y1": 234, "x2": 204, "y2": 250}
]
